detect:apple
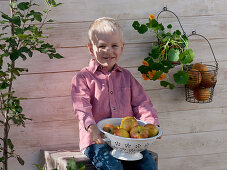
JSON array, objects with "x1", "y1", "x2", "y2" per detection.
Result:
[
  {"x1": 114, "y1": 128, "x2": 130, "y2": 138},
  {"x1": 144, "y1": 124, "x2": 159, "y2": 137},
  {"x1": 193, "y1": 88, "x2": 210, "y2": 101},
  {"x1": 192, "y1": 63, "x2": 208, "y2": 75},
  {"x1": 120, "y1": 116, "x2": 139, "y2": 132},
  {"x1": 200, "y1": 72, "x2": 216, "y2": 88},
  {"x1": 103, "y1": 124, "x2": 119, "y2": 134},
  {"x1": 130, "y1": 125, "x2": 149, "y2": 139},
  {"x1": 187, "y1": 69, "x2": 202, "y2": 90}
]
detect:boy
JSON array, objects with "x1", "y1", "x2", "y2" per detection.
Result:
[{"x1": 71, "y1": 17, "x2": 160, "y2": 170}]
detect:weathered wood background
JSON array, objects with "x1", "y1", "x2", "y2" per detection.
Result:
[{"x1": 1, "y1": 0, "x2": 227, "y2": 169}]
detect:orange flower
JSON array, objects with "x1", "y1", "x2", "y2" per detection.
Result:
[
  {"x1": 142, "y1": 74, "x2": 149, "y2": 80},
  {"x1": 148, "y1": 70, "x2": 156, "y2": 79},
  {"x1": 142, "y1": 60, "x2": 149, "y2": 66},
  {"x1": 158, "y1": 73, "x2": 166, "y2": 80},
  {"x1": 149, "y1": 14, "x2": 155, "y2": 20},
  {"x1": 162, "y1": 50, "x2": 165, "y2": 53}
]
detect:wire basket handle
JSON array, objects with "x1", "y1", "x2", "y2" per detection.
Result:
[
  {"x1": 157, "y1": 6, "x2": 186, "y2": 35},
  {"x1": 187, "y1": 31, "x2": 218, "y2": 68}
]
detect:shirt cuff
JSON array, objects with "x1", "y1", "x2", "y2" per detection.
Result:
[{"x1": 84, "y1": 117, "x2": 96, "y2": 131}]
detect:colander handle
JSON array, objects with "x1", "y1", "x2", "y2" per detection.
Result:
[{"x1": 187, "y1": 31, "x2": 218, "y2": 68}]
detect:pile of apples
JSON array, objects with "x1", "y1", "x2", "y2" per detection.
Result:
[
  {"x1": 102, "y1": 117, "x2": 159, "y2": 139},
  {"x1": 186, "y1": 63, "x2": 216, "y2": 101}
]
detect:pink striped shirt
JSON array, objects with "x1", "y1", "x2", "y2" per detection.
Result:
[{"x1": 71, "y1": 59, "x2": 159, "y2": 151}]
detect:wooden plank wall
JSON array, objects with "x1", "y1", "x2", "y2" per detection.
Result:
[{"x1": 1, "y1": 0, "x2": 227, "y2": 169}]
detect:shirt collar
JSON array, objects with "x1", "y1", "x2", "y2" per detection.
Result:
[{"x1": 88, "y1": 59, "x2": 122, "y2": 73}]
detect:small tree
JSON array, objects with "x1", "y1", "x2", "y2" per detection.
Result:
[{"x1": 0, "y1": 0, "x2": 63, "y2": 169}]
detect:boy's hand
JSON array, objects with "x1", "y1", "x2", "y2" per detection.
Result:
[{"x1": 87, "y1": 124, "x2": 105, "y2": 144}]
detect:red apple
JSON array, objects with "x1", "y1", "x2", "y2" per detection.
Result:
[
  {"x1": 193, "y1": 88, "x2": 210, "y2": 101},
  {"x1": 200, "y1": 72, "x2": 216, "y2": 88},
  {"x1": 103, "y1": 124, "x2": 119, "y2": 134},
  {"x1": 130, "y1": 125, "x2": 149, "y2": 139},
  {"x1": 114, "y1": 128, "x2": 130, "y2": 138},
  {"x1": 120, "y1": 117, "x2": 139, "y2": 132},
  {"x1": 187, "y1": 69, "x2": 202, "y2": 90},
  {"x1": 144, "y1": 124, "x2": 159, "y2": 137}
]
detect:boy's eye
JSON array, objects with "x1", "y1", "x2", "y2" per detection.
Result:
[
  {"x1": 98, "y1": 45, "x2": 106, "y2": 48},
  {"x1": 112, "y1": 45, "x2": 118, "y2": 47}
]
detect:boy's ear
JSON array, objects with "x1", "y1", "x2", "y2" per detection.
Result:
[{"x1": 88, "y1": 43, "x2": 94, "y2": 56}]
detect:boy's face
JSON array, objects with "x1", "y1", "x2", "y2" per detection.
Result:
[{"x1": 88, "y1": 31, "x2": 124, "y2": 72}]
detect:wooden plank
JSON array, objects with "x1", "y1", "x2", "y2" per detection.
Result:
[
  {"x1": 159, "y1": 152, "x2": 227, "y2": 170},
  {"x1": 5, "y1": 119, "x2": 80, "y2": 149},
  {"x1": 37, "y1": 15, "x2": 227, "y2": 48},
  {"x1": 1, "y1": 0, "x2": 227, "y2": 22},
  {"x1": 15, "y1": 38, "x2": 226, "y2": 74},
  {"x1": 150, "y1": 129, "x2": 227, "y2": 158}
]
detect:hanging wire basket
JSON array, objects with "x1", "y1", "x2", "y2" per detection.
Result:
[{"x1": 183, "y1": 31, "x2": 219, "y2": 103}]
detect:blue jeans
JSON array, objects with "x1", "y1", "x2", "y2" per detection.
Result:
[{"x1": 84, "y1": 143, "x2": 157, "y2": 170}]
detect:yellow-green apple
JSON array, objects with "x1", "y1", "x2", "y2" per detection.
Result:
[
  {"x1": 103, "y1": 124, "x2": 119, "y2": 134},
  {"x1": 144, "y1": 124, "x2": 159, "y2": 137},
  {"x1": 193, "y1": 88, "x2": 210, "y2": 101},
  {"x1": 187, "y1": 69, "x2": 202, "y2": 90},
  {"x1": 120, "y1": 116, "x2": 139, "y2": 132},
  {"x1": 114, "y1": 128, "x2": 130, "y2": 138},
  {"x1": 192, "y1": 63, "x2": 208, "y2": 74},
  {"x1": 200, "y1": 72, "x2": 216, "y2": 88},
  {"x1": 130, "y1": 125, "x2": 149, "y2": 139}
]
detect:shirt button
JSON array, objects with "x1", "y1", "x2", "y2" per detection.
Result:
[
  {"x1": 110, "y1": 91, "x2": 113, "y2": 94},
  {"x1": 112, "y1": 107, "x2": 115, "y2": 110}
]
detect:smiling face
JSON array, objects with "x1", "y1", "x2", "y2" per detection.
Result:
[{"x1": 88, "y1": 31, "x2": 124, "y2": 72}]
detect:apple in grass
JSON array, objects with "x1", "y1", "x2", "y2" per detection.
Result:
[
  {"x1": 144, "y1": 124, "x2": 159, "y2": 137},
  {"x1": 114, "y1": 128, "x2": 130, "y2": 138},
  {"x1": 103, "y1": 124, "x2": 119, "y2": 134},
  {"x1": 120, "y1": 116, "x2": 139, "y2": 132},
  {"x1": 130, "y1": 125, "x2": 149, "y2": 139}
]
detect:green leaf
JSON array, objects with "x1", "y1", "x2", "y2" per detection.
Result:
[
  {"x1": 19, "y1": 47, "x2": 33, "y2": 58},
  {"x1": 173, "y1": 70, "x2": 189, "y2": 85},
  {"x1": 150, "y1": 19, "x2": 158, "y2": 28},
  {"x1": 0, "y1": 81, "x2": 9, "y2": 90},
  {"x1": 48, "y1": 0, "x2": 56, "y2": 6},
  {"x1": 9, "y1": 1, "x2": 17, "y2": 9},
  {"x1": 47, "y1": 19, "x2": 55, "y2": 22},
  {"x1": 17, "y1": 2, "x2": 30, "y2": 11},
  {"x1": 138, "y1": 24, "x2": 148, "y2": 34},
  {"x1": 15, "y1": 106, "x2": 23, "y2": 113},
  {"x1": 17, "y1": 155, "x2": 24, "y2": 165},
  {"x1": 150, "y1": 45, "x2": 160, "y2": 59},
  {"x1": 14, "y1": 27, "x2": 24, "y2": 35},
  {"x1": 77, "y1": 162, "x2": 85, "y2": 170},
  {"x1": 33, "y1": 164, "x2": 43, "y2": 170},
  {"x1": 160, "y1": 81, "x2": 175, "y2": 89},
  {"x1": 67, "y1": 157, "x2": 77, "y2": 170},
  {"x1": 138, "y1": 65, "x2": 149, "y2": 74},
  {"x1": 152, "y1": 71, "x2": 163, "y2": 80},
  {"x1": 8, "y1": 139, "x2": 14, "y2": 150},
  {"x1": 11, "y1": 16, "x2": 21, "y2": 26},
  {"x1": 0, "y1": 156, "x2": 4, "y2": 162},
  {"x1": 10, "y1": 50, "x2": 19, "y2": 61},
  {"x1": 34, "y1": 12, "x2": 42, "y2": 22},
  {"x1": 179, "y1": 49, "x2": 195, "y2": 65},
  {"x1": 53, "y1": 3, "x2": 63, "y2": 7},
  {"x1": 167, "y1": 24, "x2": 172, "y2": 29},
  {"x1": 168, "y1": 48, "x2": 180, "y2": 62},
  {"x1": 1, "y1": 12, "x2": 11, "y2": 20}
]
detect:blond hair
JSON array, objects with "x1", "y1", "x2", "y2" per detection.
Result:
[{"x1": 88, "y1": 17, "x2": 123, "y2": 43}]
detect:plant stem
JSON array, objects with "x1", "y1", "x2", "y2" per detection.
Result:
[{"x1": 3, "y1": 1, "x2": 15, "y2": 170}]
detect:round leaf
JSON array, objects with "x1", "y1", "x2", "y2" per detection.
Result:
[
  {"x1": 173, "y1": 71, "x2": 189, "y2": 85},
  {"x1": 179, "y1": 49, "x2": 195, "y2": 65},
  {"x1": 168, "y1": 48, "x2": 179, "y2": 61}
]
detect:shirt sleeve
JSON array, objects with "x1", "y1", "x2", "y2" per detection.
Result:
[
  {"x1": 129, "y1": 73, "x2": 160, "y2": 126},
  {"x1": 71, "y1": 73, "x2": 96, "y2": 130}
]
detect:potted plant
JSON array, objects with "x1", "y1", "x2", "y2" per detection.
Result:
[{"x1": 132, "y1": 13, "x2": 195, "y2": 89}]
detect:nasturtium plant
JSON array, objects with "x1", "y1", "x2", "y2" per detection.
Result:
[{"x1": 133, "y1": 13, "x2": 195, "y2": 89}]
